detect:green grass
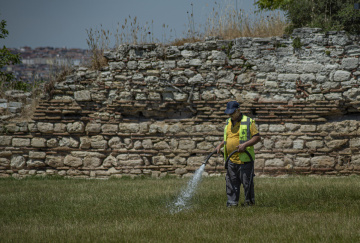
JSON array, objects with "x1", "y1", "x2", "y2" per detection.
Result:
[{"x1": 1, "y1": 176, "x2": 360, "y2": 242}]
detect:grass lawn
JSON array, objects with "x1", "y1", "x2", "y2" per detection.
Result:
[{"x1": 1, "y1": 175, "x2": 360, "y2": 242}]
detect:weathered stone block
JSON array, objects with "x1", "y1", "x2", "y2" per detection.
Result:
[
  {"x1": 181, "y1": 50, "x2": 197, "y2": 58},
  {"x1": 188, "y1": 74, "x2": 204, "y2": 84},
  {"x1": 269, "y1": 125, "x2": 285, "y2": 132},
  {"x1": 85, "y1": 123, "x2": 101, "y2": 133},
  {"x1": 148, "y1": 92, "x2": 161, "y2": 100},
  {"x1": 29, "y1": 152, "x2": 46, "y2": 159},
  {"x1": 103, "y1": 155, "x2": 118, "y2": 167},
  {"x1": 263, "y1": 138, "x2": 274, "y2": 149},
  {"x1": 197, "y1": 141, "x2": 213, "y2": 150},
  {"x1": 37, "y1": 122, "x2": 54, "y2": 133},
  {"x1": 352, "y1": 154, "x2": 360, "y2": 165},
  {"x1": 83, "y1": 156, "x2": 101, "y2": 168},
  {"x1": 109, "y1": 61, "x2": 125, "y2": 70},
  {"x1": 343, "y1": 88, "x2": 360, "y2": 101},
  {"x1": 293, "y1": 140, "x2": 304, "y2": 150},
  {"x1": 300, "y1": 73, "x2": 315, "y2": 82},
  {"x1": 187, "y1": 156, "x2": 204, "y2": 166},
  {"x1": 47, "y1": 138, "x2": 58, "y2": 147},
  {"x1": 0, "y1": 158, "x2": 10, "y2": 166},
  {"x1": 90, "y1": 135, "x2": 108, "y2": 149},
  {"x1": 27, "y1": 159, "x2": 46, "y2": 168},
  {"x1": 70, "y1": 151, "x2": 105, "y2": 158},
  {"x1": 11, "y1": 156, "x2": 26, "y2": 169},
  {"x1": 178, "y1": 140, "x2": 196, "y2": 150},
  {"x1": 64, "y1": 155, "x2": 83, "y2": 167},
  {"x1": 294, "y1": 157, "x2": 310, "y2": 167},
  {"x1": 275, "y1": 140, "x2": 293, "y2": 149},
  {"x1": 117, "y1": 154, "x2": 143, "y2": 165},
  {"x1": 173, "y1": 92, "x2": 188, "y2": 101},
  {"x1": 341, "y1": 58, "x2": 358, "y2": 70},
  {"x1": 300, "y1": 125, "x2": 316, "y2": 132},
  {"x1": 12, "y1": 138, "x2": 30, "y2": 147},
  {"x1": 101, "y1": 124, "x2": 118, "y2": 133},
  {"x1": 149, "y1": 122, "x2": 168, "y2": 134},
  {"x1": 80, "y1": 136, "x2": 91, "y2": 149},
  {"x1": 306, "y1": 140, "x2": 324, "y2": 149},
  {"x1": 108, "y1": 137, "x2": 122, "y2": 149},
  {"x1": 214, "y1": 89, "x2": 231, "y2": 99},
  {"x1": 126, "y1": 61, "x2": 137, "y2": 69},
  {"x1": 169, "y1": 123, "x2": 183, "y2": 133},
  {"x1": 324, "y1": 93, "x2": 342, "y2": 100},
  {"x1": 302, "y1": 63, "x2": 324, "y2": 73},
  {"x1": 169, "y1": 156, "x2": 186, "y2": 165},
  {"x1": 119, "y1": 123, "x2": 140, "y2": 133},
  {"x1": 152, "y1": 155, "x2": 168, "y2": 165},
  {"x1": 67, "y1": 122, "x2": 85, "y2": 133},
  {"x1": 333, "y1": 70, "x2": 351, "y2": 82},
  {"x1": 265, "y1": 158, "x2": 285, "y2": 167},
  {"x1": 59, "y1": 137, "x2": 79, "y2": 148},
  {"x1": 154, "y1": 141, "x2": 170, "y2": 150},
  {"x1": 0, "y1": 136, "x2": 12, "y2": 146},
  {"x1": 74, "y1": 90, "x2": 91, "y2": 101},
  {"x1": 326, "y1": 139, "x2": 348, "y2": 150},
  {"x1": 278, "y1": 74, "x2": 300, "y2": 81},
  {"x1": 350, "y1": 138, "x2": 360, "y2": 148},
  {"x1": 175, "y1": 168, "x2": 188, "y2": 175},
  {"x1": 310, "y1": 156, "x2": 335, "y2": 168},
  {"x1": 54, "y1": 123, "x2": 67, "y2": 133},
  {"x1": 135, "y1": 93, "x2": 147, "y2": 100},
  {"x1": 141, "y1": 139, "x2": 153, "y2": 149}
]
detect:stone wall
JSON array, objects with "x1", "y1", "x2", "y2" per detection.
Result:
[{"x1": 1, "y1": 28, "x2": 360, "y2": 178}]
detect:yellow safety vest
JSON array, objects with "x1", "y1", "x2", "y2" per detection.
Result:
[{"x1": 223, "y1": 115, "x2": 255, "y2": 163}]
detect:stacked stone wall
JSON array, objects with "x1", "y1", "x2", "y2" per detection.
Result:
[{"x1": 1, "y1": 28, "x2": 360, "y2": 178}]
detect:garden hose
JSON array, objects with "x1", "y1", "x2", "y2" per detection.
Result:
[{"x1": 202, "y1": 150, "x2": 218, "y2": 165}]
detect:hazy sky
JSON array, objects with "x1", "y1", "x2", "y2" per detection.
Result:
[{"x1": 1, "y1": 0, "x2": 259, "y2": 49}]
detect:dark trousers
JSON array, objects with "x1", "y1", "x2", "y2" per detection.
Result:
[{"x1": 225, "y1": 161, "x2": 254, "y2": 205}]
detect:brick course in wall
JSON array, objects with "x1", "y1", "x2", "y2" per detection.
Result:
[{"x1": 1, "y1": 28, "x2": 360, "y2": 178}]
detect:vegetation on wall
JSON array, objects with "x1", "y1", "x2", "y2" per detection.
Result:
[
  {"x1": 85, "y1": 2, "x2": 288, "y2": 69},
  {"x1": 255, "y1": 0, "x2": 360, "y2": 34}
]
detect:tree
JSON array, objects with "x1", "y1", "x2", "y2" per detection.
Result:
[
  {"x1": 0, "y1": 15, "x2": 21, "y2": 90},
  {"x1": 255, "y1": 0, "x2": 292, "y2": 11},
  {"x1": 255, "y1": 0, "x2": 360, "y2": 34}
]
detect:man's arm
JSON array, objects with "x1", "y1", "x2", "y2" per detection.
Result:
[
  {"x1": 216, "y1": 140, "x2": 225, "y2": 153},
  {"x1": 237, "y1": 134, "x2": 261, "y2": 152}
]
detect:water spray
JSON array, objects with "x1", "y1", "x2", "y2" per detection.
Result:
[
  {"x1": 169, "y1": 149, "x2": 254, "y2": 213},
  {"x1": 169, "y1": 150, "x2": 219, "y2": 214}
]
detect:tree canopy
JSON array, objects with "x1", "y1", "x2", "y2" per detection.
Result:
[
  {"x1": 0, "y1": 15, "x2": 21, "y2": 89},
  {"x1": 255, "y1": 0, "x2": 360, "y2": 34}
]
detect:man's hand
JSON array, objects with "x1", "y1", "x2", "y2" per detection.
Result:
[
  {"x1": 237, "y1": 144, "x2": 246, "y2": 152},
  {"x1": 216, "y1": 141, "x2": 224, "y2": 153}
]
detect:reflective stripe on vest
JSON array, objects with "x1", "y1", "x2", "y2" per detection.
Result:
[{"x1": 223, "y1": 115, "x2": 255, "y2": 163}]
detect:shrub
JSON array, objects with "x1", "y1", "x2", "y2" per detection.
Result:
[{"x1": 255, "y1": 0, "x2": 360, "y2": 34}]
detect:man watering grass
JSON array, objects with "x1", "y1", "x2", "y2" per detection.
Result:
[{"x1": 216, "y1": 101, "x2": 261, "y2": 207}]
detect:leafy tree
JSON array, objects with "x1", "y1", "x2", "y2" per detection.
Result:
[
  {"x1": 255, "y1": 0, "x2": 292, "y2": 11},
  {"x1": 0, "y1": 15, "x2": 21, "y2": 90},
  {"x1": 255, "y1": 0, "x2": 360, "y2": 34}
]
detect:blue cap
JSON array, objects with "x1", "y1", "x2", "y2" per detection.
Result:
[{"x1": 225, "y1": 101, "x2": 240, "y2": 114}]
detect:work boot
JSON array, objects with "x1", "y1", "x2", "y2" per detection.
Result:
[
  {"x1": 241, "y1": 201, "x2": 255, "y2": 207},
  {"x1": 226, "y1": 203, "x2": 238, "y2": 208}
]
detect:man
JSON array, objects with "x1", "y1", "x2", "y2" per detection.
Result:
[{"x1": 216, "y1": 101, "x2": 261, "y2": 207}]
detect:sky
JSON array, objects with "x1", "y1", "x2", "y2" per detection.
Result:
[{"x1": 1, "y1": 0, "x2": 259, "y2": 49}]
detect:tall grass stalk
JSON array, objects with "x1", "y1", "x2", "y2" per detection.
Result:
[
  {"x1": 204, "y1": 2, "x2": 287, "y2": 39},
  {"x1": 1, "y1": 176, "x2": 359, "y2": 242},
  {"x1": 85, "y1": 2, "x2": 288, "y2": 68}
]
